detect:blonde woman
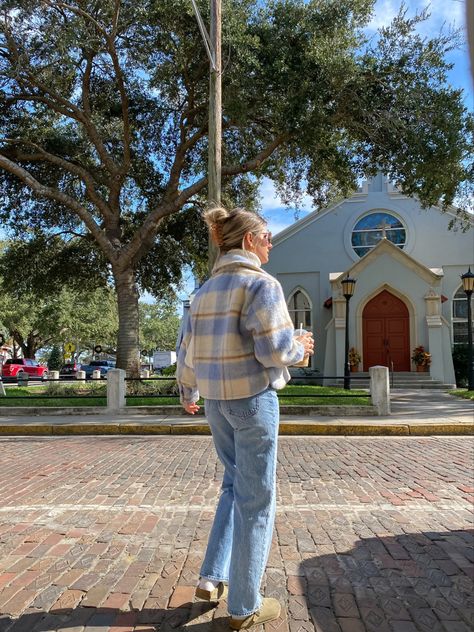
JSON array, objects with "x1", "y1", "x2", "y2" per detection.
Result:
[{"x1": 177, "y1": 207, "x2": 314, "y2": 629}]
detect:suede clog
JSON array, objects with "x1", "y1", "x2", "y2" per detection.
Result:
[
  {"x1": 229, "y1": 597, "x2": 281, "y2": 630},
  {"x1": 195, "y1": 582, "x2": 228, "y2": 602}
]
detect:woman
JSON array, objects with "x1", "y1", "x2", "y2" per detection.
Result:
[{"x1": 177, "y1": 206, "x2": 314, "y2": 630}]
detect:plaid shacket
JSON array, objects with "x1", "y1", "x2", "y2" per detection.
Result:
[{"x1": 177, "y1": 249, "x2": 304, "y2": 404}]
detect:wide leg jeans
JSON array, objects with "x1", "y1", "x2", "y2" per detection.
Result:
[{"x1": 200, "y1": 387, "x2": 279, "y2": 616}]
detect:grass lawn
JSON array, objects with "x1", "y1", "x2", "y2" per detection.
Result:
[
  {"x1": 449, "y1": 389, "x2": 474, "y2": 401},
  {"x1": 0, "y1": 384, "x2": 106, "y2": 407},
  {"x1": 0, "y1": 384, "x2": 371, "y2": 407}
]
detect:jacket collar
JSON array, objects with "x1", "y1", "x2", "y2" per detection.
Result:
[{"x1": 212, "y1": 249, "x2": 262, "y2": 274}]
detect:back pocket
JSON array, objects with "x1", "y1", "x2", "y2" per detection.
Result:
[{"x1": 226, "y1": 393, "x2": 260, "y2": 421}]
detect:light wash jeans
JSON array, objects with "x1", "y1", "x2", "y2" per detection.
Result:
[{"x1": 200, "y1": 387, "x2": 280, "y2": 616}]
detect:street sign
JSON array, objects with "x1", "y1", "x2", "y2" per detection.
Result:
[{"x1": 64, "y1": 342, "x2": 76, "y2": 354}]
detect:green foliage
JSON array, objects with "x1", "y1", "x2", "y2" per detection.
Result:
[
  {"x1": 139, "y1": 300, "x2": 180, "y2": 353},
  {"x1": 47, "y1": 345, "x2": 62, "y2": 370},
  {"x1": 0, "y1": 271, "x2": 118, "y2": 358},
  {"x1": 0, "y1": 0, "x2": 472, "y2": 370},
  {"x1": 161, "y1": 363, "x2": 177, "y2": 376},
  {"x1": 448, "y1": 389, "x2": 474, "y2": 400},
  {"x1": 126, "y1": 378, "x2": 178, "y2": 397},
  {"x1": 452, "y1": 344, "x2": 469, "y2": 387}
]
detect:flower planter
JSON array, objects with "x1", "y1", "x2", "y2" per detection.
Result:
[
  {"x1": 350, "y1": 365, "x2": 359, "y2": 373},
  {"x1": 416, "y1": 365, "x2": 428, "y2": 372}
]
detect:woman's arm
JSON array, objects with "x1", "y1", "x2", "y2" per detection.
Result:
[{"x1": 246, "y1": 278, "x2": 313, "y2": 367}]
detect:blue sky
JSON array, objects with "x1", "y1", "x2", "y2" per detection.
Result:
[{"x1": 260, "y1": 0, "x2": 474, "y2": 238}]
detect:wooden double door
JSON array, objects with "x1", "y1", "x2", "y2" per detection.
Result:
[{"x1": 362, "y1": 290, "x2": 410, "y2": 371}]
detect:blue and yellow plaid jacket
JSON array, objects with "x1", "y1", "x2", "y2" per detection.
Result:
[{"x1": 177, "y1": 250, "x2": 304, "y2": 404}]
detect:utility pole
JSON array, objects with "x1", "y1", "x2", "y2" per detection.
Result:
[
  {"x1": 208, "y1": 0, "x2": 222, "y2": 209},
  {"x1": 207, "y1": 0, "x2": 221, "y2": 268},
  {"x1": 191, "y1": 0, "x2": 222, "y2": 270}
]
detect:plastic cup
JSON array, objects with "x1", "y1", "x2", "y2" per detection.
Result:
[{"x1": 293, "y1": 327, "x2": 310, "y2": 367}]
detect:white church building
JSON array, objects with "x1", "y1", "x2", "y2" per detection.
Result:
[{"x1": 264, "y1": 173, "x2": 473, "y2": 385}]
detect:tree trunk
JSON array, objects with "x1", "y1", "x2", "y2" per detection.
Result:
[{"x1": 114, "y1": 267, "x2": 140, "y2": 375}]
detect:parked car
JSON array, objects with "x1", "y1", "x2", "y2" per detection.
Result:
[
  {"x1": 59, "y1": 362, "x2": 81, "y2": 379},
  {"x1": 81, "y1": 360, "x2": 116, "y2": 379},
  {"x1": 1, "y1": 358, "x2": 48, "y2": 380}
]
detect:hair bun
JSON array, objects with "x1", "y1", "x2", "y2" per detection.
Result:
[
  {"x1": 202, "y1": 205, "x2": 266, "y2": 253},
  {"x1": 203, "y1": 207, "x2": 230, "y2": 226}
]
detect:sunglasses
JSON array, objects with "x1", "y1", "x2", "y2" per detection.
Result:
[{"x1": 253, "y1": 231, "x2": 272, "y2": 244}]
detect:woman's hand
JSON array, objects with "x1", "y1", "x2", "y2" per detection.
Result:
[
  {"x1": 295, "y1": 332, "x2": 315, "y2": 357},
  {"x1": 183, "y1": 401, "x2": 200, "y2": 415}
]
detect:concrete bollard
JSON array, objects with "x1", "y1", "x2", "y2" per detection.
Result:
[
  {"x1": 92, "y1": 369, "x2": 101, "y2": 380},
  {"x1": 107, "y1": 369, "x2": 126, "y2": 412},
  {"x1": 0, "y1": 378, "x2": 5, "y2": 396},
  {"x1": 47, "y1": 370, "x2": 59, "y2": 381},
  {"x1": 369, "y1": 365, "x2": 390, "y2": 415},
  {"x1": 17, "y1": 372, "x2": 30, "y2": 386},
  {"x1": 76, "y1": 370, "x2": 86, "y2": 384},
  {"x1": 142, "y1": 369, "x2": 150, "y2": 379}
]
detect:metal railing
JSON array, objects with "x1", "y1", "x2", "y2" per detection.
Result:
[
  {"x1": 0, "y1": 376, "x2": 107, "y2": 402},
  {"x1": 124, "y1": 375, "x2": 371, "y2": 400},
  {"x1": 0, "y1": 373, "x2": 371, "y2": 405}
]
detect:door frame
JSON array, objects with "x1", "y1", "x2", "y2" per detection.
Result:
[{"x1": 356, "y1": 284, "x2": 416, "y2": 371}]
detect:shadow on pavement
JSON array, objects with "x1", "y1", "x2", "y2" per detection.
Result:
[
  {"x1": 300, "y1": 530, "x2": 474, "y2": 632},
  {"x1": 1, "y1": 531, "x2": 473, "y2": 632},
  {"x1": 0, "y1": 600, "x2": 228, "y2": 632}
]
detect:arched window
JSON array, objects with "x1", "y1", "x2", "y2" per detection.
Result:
[
  {"x1": 288, "y1": 290, "x2": 312, "y2": 331},
  {"x1": 351, "y1": 211, "x2": 406, "y2": 257},
  {"x1": 452, "y1": 286, "x2": 473, "y2": 345}
]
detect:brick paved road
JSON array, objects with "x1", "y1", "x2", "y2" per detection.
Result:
[{"x1": 0, "y1": 436, "x2": 473, "y2": 632}]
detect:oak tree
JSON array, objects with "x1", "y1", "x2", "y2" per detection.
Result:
[{"x1": 0, "y1": 0, "x2": 472, "y2": 371}]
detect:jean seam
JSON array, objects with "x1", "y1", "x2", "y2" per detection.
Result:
[
  {"x1": 202, "y1": 389, "x2": 278, "y2": 616},
  {"x1": 201, "y1": 573, "x2": 228, "y2": 583}
]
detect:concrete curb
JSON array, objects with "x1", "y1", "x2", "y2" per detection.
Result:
[
  {"x1": 0, "y1": 404, "x2": 377, "y2": 416},
  {"x1": 0, "y1": 422, "x2": 472, "y2": 436}
]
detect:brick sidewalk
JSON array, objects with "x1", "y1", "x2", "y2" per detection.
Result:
[{"x1": 0, "y1": 436, "x2": 472, "y2": 632}]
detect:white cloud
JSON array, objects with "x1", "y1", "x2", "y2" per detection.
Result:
[
  {"x1": 368, "y1": 0, "x2": 401, "y2": 30},
  {"x1": 368, "y1": 0, "x2": 466, "y2": 35},
  {"x1": 259, "y1": 177, "x2": 314, "y2": 212},
  {"x1": 258, "y1": 177, "x2": 314, "y2": 235}
]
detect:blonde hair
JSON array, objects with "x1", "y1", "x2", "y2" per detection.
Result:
[{"x1": 203, "y1": 206, "x2": 267, "y2": 253}]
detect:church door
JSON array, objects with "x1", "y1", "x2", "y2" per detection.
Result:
[{"x1": 363, "y1": 290, "x2": 410, "y2": 371}]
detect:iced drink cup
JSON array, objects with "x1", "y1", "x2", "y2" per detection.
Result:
[{"x1": 293, "y1": 326, "x2": 310, "y2": 367}]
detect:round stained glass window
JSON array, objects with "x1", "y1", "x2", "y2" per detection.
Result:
[{"x1": 351, "y1": 212, "x2": 406, "y2": 258}]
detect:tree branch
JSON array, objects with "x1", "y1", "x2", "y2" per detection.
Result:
[
  {"x1": 122, "y1": 134, "x2": 289, "y2": 266},
  {"x1": 0, "y1": 155, "x2": 117, "y2": 261},
  {"x1": 1, "y1": 139, "x2": 114, "y2": 222},
  {"x1": 45, "y1": 0, "x2": 131, "y2": 183},
  {"x1": 221, "y1": 134, "x2": 289, "y2": 176},
  {"x1": 4, "y1": 10, "x2": 119, "y2": 175},
  {"x1": 164, "y1": 125, "x2": 207, "y2": 200}
]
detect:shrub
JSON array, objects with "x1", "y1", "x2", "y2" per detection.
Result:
[
  {"x1": 48, "y1": 345, "x2": 62, "y2": 370},
  {"x1": 161, "y1": 363, "x2": 176, "y2": 376},
  {"x1": 126, "y1": 378, "x2": 178, "y2": 397},
  {"x1": 452, "y1": 344, "x2": 469, "y2": 388}
]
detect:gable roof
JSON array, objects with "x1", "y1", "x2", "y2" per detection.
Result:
[
  {"x1": 331, "y1": 238, "x2": 443, "y2": 285},
  {"x1": 272, "y1": 180, "x2": 473, "y2": 246}
]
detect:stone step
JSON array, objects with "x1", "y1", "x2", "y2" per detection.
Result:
[{"x1": 325, "y1": 372, "x2": 455, "y2": 390}]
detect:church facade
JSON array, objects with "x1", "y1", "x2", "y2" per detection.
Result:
[{"x1": 264, "y1": 173, "x2": 473, "y2": 385}]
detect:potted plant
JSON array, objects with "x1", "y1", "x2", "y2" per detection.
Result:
[
  {"x1": 348, "y1": 347, "x2": 361, "y2": 372},
  {"x1": 411, "y1": 345, "x2": 431, "y2": 372}
]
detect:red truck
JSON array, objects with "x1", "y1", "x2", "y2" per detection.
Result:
[{"x1": 1, "y1": 358, "x2": 48, "y2": 380}]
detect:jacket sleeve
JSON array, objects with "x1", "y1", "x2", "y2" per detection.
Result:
[
  {"x1": 176, "y1": 311, "x2": 200, "y2": 405},
  {"x1": 245, "y1": 278, "x2": 305, "y2": 368}
]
